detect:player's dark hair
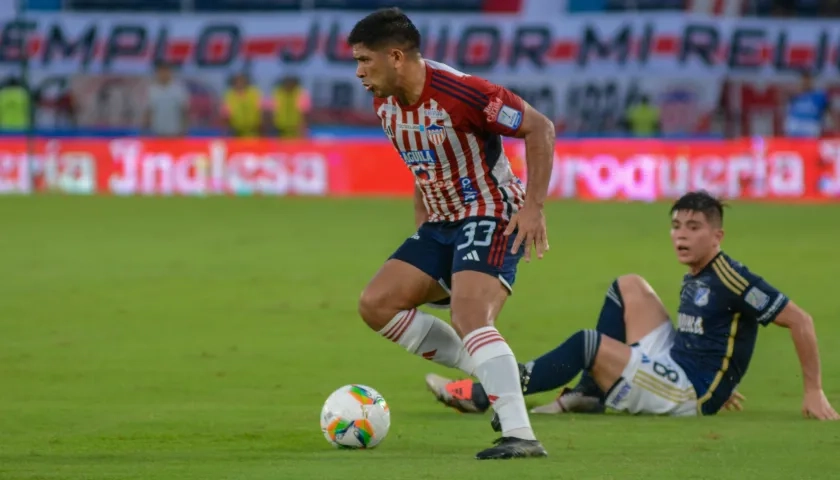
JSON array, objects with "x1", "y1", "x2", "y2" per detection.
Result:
[
  {"x1": 670, "y1": 190, "x2": 726, "y2": 226},
  {"x1": 347, "y1": 8, "x2": 421, "y2": 52}
]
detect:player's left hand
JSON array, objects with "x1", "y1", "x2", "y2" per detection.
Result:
[
  {"x1": 505, "y1": 204, "x2": 549, "y2": 263},
  {"x1": 723, "y1": 391, "x2": 745, "y2": 411},
  {"x1": 802, "y1": 389, "x2": 840, "y2": 420}
]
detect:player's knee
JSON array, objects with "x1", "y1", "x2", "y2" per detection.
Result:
[
  {"x1": 616, "y1": 274, "x2": 656, "y2": 301},
  {"x1": 449, "y1": 271, "x2": 508, "y2": 335},
  {"x1": 589, "y1": 335, "x2": 631, "y2": 390},
  {"x1": 448, "y1": 295, "x2": 487, "y2": 338},
  {"x1": 358, "y1": 286, "x2": 393, "y2": 330},
  {"x1": 449, "y1": 292, "x2": 502, "y2": 337}
]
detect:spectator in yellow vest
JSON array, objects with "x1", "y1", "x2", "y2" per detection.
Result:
[
  {"x1": 0, "y1": 76, "x2": 32, "y2": 131},
  {"x1": 221, "y1": 73, "x2": 266, "y2": 137},
  {"x1": 269, "y1": 76, "x2": 311, "y2": 139},
  {"x1": 623, "y1": 95, "x2": 661, "y2": 137}
]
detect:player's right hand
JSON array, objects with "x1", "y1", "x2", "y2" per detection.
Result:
[
  {"x1": 723, "y1": 391, "x2": 745, "y2": 411},
  {"x1": 802, "y1": 389, "x2": 840, "y2": 420},
  {"x1": 505, "y1": 205, "x2": 549, "y2": 263}
]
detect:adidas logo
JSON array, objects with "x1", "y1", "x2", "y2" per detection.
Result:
[
  {"x1": 410, "y1": 233, "x2": 420, "y2": 240},
  {"x1": 462, "y1": 250, "x2": 480, "y2": 261}
]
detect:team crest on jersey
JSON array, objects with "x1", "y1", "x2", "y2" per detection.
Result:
[
  {"x1": 426, "y1": 124, "x2": 447, "y2": 146},
  {"x1": 693, "y1": 285, "x2": 710, "y2": 307}
]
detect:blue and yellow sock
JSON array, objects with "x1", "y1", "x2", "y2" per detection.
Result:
[
  {"x1": 576, "y1": 279, "x2": 625, "y2": 399},
  {"x1": 521, "y1": 329, "x2": 602, "y2": 395},
  {"x1": 469, "y1": 330, "x2": 602, "y2": 403}
]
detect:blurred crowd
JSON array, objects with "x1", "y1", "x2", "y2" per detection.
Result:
[
  {"x1": 0, "y1": 66, "x2": 312, "y2": 139},
  {"x1": 2, "y1": 69, "x2": 834, "y2": 140},
  {"x1": 138, "y1": 65, "x2": 311, "y2": 139}
]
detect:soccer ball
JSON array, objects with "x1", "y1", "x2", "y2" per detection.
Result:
[{"x1": 320, "y1": 384, "x2": 391, "y2": 449}]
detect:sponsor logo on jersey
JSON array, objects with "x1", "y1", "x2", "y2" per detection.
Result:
[
  {"x1": 745, "y1": 287, "x2": 769, "y2": 310},
  {"x1": 459, "y1": 177, "x2": 478, "y2": 203},
  {"x1": 483, "y1": 97, "x2": 503, "y2": 122},
  {"x1": 400, "y1": 149, "x2": 438, "y2": 165},
  {"x1": 423, "y1": 108, "x2": 446, "y2": 119},
  {"x1": 677, "y1": 313, "x2": 705, "y2": 335},
  {"x1": 398, "y1": 123, "x2": 425, "y2": 132},
  {"x1": 411, "y1": 164, "x2": 436, "y2": 183},
  {"x1": 426, "y1": 124, "x2": 446, "y2": 146},
  {"x1": 693, "y1": 285, "x2": 710, "y2": 306}
]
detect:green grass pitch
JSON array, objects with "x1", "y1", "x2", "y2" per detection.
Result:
[{"x1": 1, "y1": 196, "x2": 839, "y2": 479}]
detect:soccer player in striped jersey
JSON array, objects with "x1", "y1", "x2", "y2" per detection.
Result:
[
  {"x1": 427, "y1": 191, "x2": 839, "y2": 423},
  {"x1": 349, "y1": 8, "x2": 555, "y2": 459}
]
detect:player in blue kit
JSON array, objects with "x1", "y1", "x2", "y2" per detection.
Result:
[{"x1": 426, "y1": 191, "x2": 839, "y2": 421}]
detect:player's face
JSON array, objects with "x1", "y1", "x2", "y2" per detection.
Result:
[
  {"x1": 352, "y1": 44, "x2": 399, "y2": 98},
  {"x1": 670, "y1": 210, "x2": 723, "y2": 267}
]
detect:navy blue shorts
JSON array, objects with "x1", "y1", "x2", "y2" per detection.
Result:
[{"x1": 389, "y1": 216, "x2": 524, "y2": 306}]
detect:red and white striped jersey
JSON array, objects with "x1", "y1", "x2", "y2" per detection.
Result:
[{"x1": 373, "y1": 60, "x2": 526, "y2": 223}]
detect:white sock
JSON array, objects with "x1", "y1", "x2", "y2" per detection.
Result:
[
  {"x1": 464, "y1": 326, "x2": 536, "y2": 441},
  {"x1": 379, "y1": 309, "x2": 475, "y2": 375}
]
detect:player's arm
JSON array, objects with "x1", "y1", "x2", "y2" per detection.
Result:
[
  {"x1": 512, "y1": 102, "x2": 555, "y2": 210},
  {"x1": 774, "y1": 303, "x2": 821, "y2": 392},
  {"x1": 464, "y1": 76, "x2": 554, "y2": 259},
  {"x1": 731, "y1": 265, "x2": 839, "y2": 420},
  {"x1": 462, "y1": 76, "x2": 554, "y2": 209},
  {"x1": 414, "y1": 184, "x2": 427, "y2": 229},
  {"x1": 505, "y1": 102, "x2": 554, "y2": 259},
  {"x1": 772, "y1": 302, "x2": 839, "y2": 420}
]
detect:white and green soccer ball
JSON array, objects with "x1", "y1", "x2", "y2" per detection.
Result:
[{"x1": 320, "y1": 384, "x2": 391, "y2": 449}]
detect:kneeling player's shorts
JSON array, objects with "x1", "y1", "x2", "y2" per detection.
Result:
[
  {"x1": 605, "y1": 322, "x2": 698, "y2": 417},
  {"x1": 389, "y1": 216, "x2": 524, "y2": 302}
]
